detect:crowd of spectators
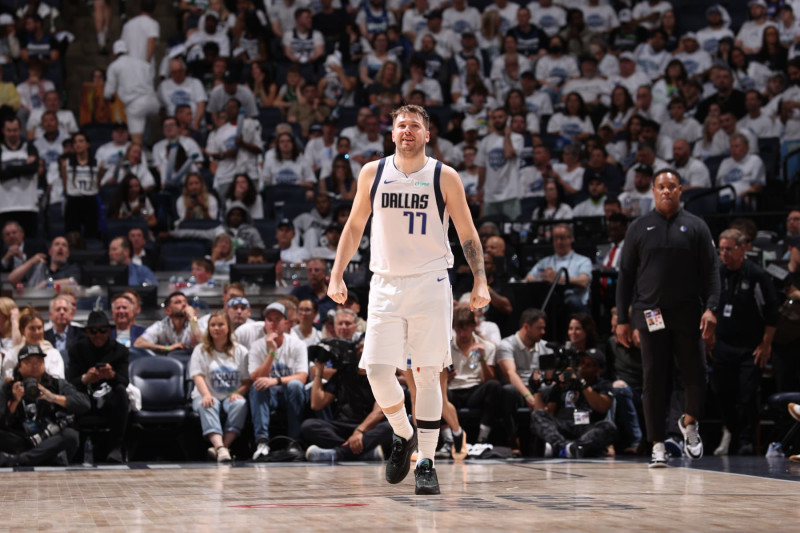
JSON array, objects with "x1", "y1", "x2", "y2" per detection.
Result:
[{"x1": 2, "y1": 0, "x2": 800, "y2": 465}]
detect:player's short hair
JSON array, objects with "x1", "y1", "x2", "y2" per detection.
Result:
[{"x1": 391, "y1": 104, "x2": 430, "y2": 130}]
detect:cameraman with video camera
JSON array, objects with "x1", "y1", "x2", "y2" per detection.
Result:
[
  {"x1": 0, "y1": 344, "x2": 90, "y2": 466},
  {"x1": 302, "y1": 312, "x2": 392, "y2": 463},
  {"x1": 530, "y1": 350, "x2": 617, "y2": 458}
]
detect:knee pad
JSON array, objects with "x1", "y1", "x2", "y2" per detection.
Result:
[
  {"x1": 413, "y1": 366, "x2": 440, "y2": 390},
  {"x1": 366, "y1": 364, "x2": 405, "y2": 409},
  {"x1": 413, "y1": 366, "x2": 442, "y2": 424}
]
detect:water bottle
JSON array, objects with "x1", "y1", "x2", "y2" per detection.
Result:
[
  {"x1": 83, "y1": 437, "x2": 94, "y2": 466},
  {"x1": 468, "y1": 349, "x2": 481, "y2": 370},
  {"x1": 188, "y1": 275, "x2": 197, "y2": 287}
]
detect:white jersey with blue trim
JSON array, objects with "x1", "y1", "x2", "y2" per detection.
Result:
[{"x1": 369, "y1": 155, "x2": 454, "y2": 276}]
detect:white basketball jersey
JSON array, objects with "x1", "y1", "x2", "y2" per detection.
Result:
[{"x1": 369, "y1": 156, "x2": 454, "y2": 276}]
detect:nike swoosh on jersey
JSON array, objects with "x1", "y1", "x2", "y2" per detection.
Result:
[
  {"x1": 384, "y1": 179, "x2": 399, "y2": 184},
  {"x1": 437, "y1": 276, "x2": 447, "y2": 282},
  {"x1": 647, "y1": 226, "x2": 656, "y2": 231}
]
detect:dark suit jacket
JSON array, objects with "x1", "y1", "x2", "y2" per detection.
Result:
[
  {"x1": 67, "y1": 338, "x2": 130, "y2": 393},
  {"x1": 45, "y1": 325, "x2": 86, "y2": 373}
]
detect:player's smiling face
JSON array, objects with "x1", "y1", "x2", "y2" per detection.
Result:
[{"x1": 392, "y1": 113, "x2": 429, "y2": 152}]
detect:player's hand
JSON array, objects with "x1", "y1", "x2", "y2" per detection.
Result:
[
  {"x1": 616, "y1": 323, "x2": 632, "y2": 348},
  {"x1": 470, "y1": 281, "x2": 490, "y2": 311},
  {"x1": 328, "y1": 277, "x2": 348, "y2": 304}
]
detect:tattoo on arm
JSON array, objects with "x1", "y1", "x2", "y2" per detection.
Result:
[{"x1": 462, "y1": 239, "x2": 486, "y2": 280}]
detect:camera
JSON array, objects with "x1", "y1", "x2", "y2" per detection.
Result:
[
  {"x1": 308, "y1": 338, "x2": 359, "y2": 369},
  {"x1": 27, "y1": 413, "x2": 75, "y2": 447},
  {"x1": 24, "y1": 378, "x2": 40, "y2": 400},
  {"x1": 530, "y1": 343, "x2": 583, "y2": 392}
]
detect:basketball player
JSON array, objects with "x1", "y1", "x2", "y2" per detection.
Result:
[{"x1": 328, "y1": 104, "x2": 490, "y2": 495}]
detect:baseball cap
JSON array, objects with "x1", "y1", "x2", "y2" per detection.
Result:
[
  {"x1": 635, "y1": 163, "x2": 654, "y2": 177},
  {"x1": 309, "y1": 123, "x2": 323, "y2": 133},
  {"x1": 681, "y1": 32, "x2": 698, "y2": 41},
  {"x1": 325, "y1": 222, "x2": 344, "y2": 233},
  {"x1": 706, "y1": 4, "x2": 723, "y2": 15},
  {"x1": 462, "y1": 116, "x2": 478, "y2": 132},
  {"x1": 205, "y1": 9, "x2": 220, "y2": 19},
  {"x1": 222, "y1": 70, "x2": 237, "y2": 83},
  {"x1": 583, "y1": 349, "x2": 605, "y2": 369},
  {"x1": 112, "y1": 40, "x2": 128, "y2": 55},
  {"x1": 263, "y1": 302, "x2": 286, "y2": 318},
  {"x1": 18, "y1": 344, "x2": 46, "y2": 361},
  {"x1": 618, "y1": 9, "x2": 632, "y2": 23},
  {"x1": 226, "y1": 297, "x2": 251, "y2": 309},
  {"x1": 0, "y1": 14, "x2": 14, "y2": 25},
  {"x1": 277, "y1": 218, "x2": 293, "y2": 229},
  {"x1": 111, "y1": 121, "x2": 128, "y2": 131},
  {"x1": 619, "y1": 52, "x2": 635, "y2": 62},
  {"x1": 748, "y1": 0, "x2": 767, "y2": 7}
]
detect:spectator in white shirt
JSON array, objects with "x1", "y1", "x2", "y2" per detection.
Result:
[
  {"x1": 528, "y1": 0, "x2": 565, "y2": 38},
  {"x1": 711, "y1": 110, "x2": 758, "y2": 157},
  {"x1": 402, "y1": 56, "x2": 443, "y2": 106},
  {"x1": 735, "y1": 0, "x2": 777, "y2": 56},
  {"x1": 739, "y1": 89, "x2": 779, "y2": 138},
  {"x1": 485, "y1": 0, "x2": 518, "y2": 35},
  {"x1": 158, "y1": 58, "x2": 207, "y2": 131},
  {"x1": 120, "y1": 0, "x2": 159, "y2": 64},
  {"x1": 634, "y1": 29, "x2": 670, "y2": 81},
  {"x1": 103, "y1": 41, "x2": 159, "y2": 145},
  {"x1": 185, "y1": 10, "x2": 231, "y2": 57},
  {"x1": 716, "y1": 133, "x2": 765, "y2": 210},
  {"x1": 443, "y1": 0, "x2": 481, "y2": 36},
  {"x1": 660, "y1": 97, "x2": 702, "y2": 145},
  {"x1": 696, "y1": 4, "x2": 734, "y2": 56},
  {"x1": 534, "y1": 35, "x2": 578, "y2": 95},
  {"x1": 282, "y1": 7, "x2": 325, "y2": 65},
  {"x1": 25, "y1": 90, "x2": 78, "y2": 142},
  {"x1": 631, "y1": 0, "x2": 672, "y2": 32},
  {"x1": 609, "y1": 52, "x2": 651, "y2": 100},
  {"x1": 671, "y1": 138, "x2": 711, "y2": 189},
  {"x1": 152, "y1": 116, "x2": 203, "y2": 189}
]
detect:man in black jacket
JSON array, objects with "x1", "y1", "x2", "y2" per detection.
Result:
[
  {"x1": 616, "y1": 168, "x2": 720, "y2": 467},
  {"x1": 713, "y1": 228, "x2": 778, "y2": 455},
  {"x1": 67, "y1": 310, "x2": 130, "y2": 463},
  {"x1": 0, "y1": 344, "x2": 90, "y2": 466}
]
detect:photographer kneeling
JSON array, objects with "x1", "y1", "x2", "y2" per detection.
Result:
[
  {"x1": 0, "y1": 345, "x2": 90, "y2": 466},
  {"x1": 302, "y1": 335, "x2": 393, "y2": 462},
  {"x1": 530, "y1": 350, "x2": 617, "y2": 458}
]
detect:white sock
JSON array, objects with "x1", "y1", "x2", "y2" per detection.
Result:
[
  {"x1": 441, "y1": 427, "x2": 453, "y2": 443},
  {"x1": 97, "y1": 32, "x2": 106, "y2": 46},
  {"x1": 417, "y1": 425, "x2": 439, "y2": 466},
  {"x1": 385, "y1": 407, "x2": 413, "y2": 440},
  {"x1": 478, "y1": 424, "x2": 491, "y2": 442},
  {"x1": 453, "y1": 427, "x2": 462, "y2": 438}
]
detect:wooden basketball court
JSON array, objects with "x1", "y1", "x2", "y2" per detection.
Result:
[{"x1": 3, "y1": 457, "x2": 798, "y2": 531}]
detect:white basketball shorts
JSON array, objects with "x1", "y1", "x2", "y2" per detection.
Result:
[{"x1": 360, "y1": 270, "x2": 453, "y2": 371}]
